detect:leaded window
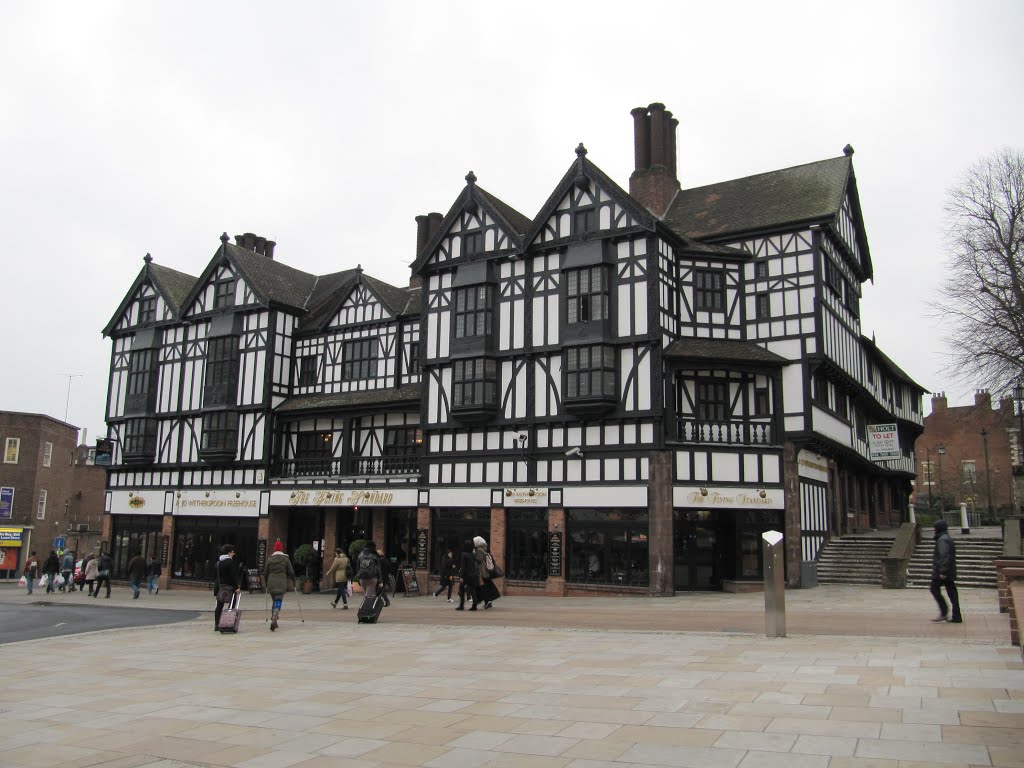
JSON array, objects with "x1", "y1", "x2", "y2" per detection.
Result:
[
  {"x1": 754, "y1": 260, "x2": 768, "y2": 279},
  {"x1": 824, "y1": 258, "x2": 843, "y2": 294},
  {"x1": 566, "y1": 266, "x2": 608, "y2": 324},
  {"x1": 454, "y1": 285, "x2": 492, "y2": 339},
  {"x1": 123, "y1": 418, "x2": 157, "y2": 462},
  {"x1": 200, "y1": 411, "x2": 238, "y2": 456},
  {"x1": 204, "y1": 336, "x2": 238, "y2": 407},
  {"x1": 342, "y1": 338, "x2": 378, "y2": 380},
  {"x1": 573, "y1": 206, "x2": 598, "y2": 234},
  {"x1": 463, "y1": 231, "x2": 484, "y2": 258},
  {"x1": 694, "y1": 270, "x2": 725, "y2": 311},
  {"x1": 298, "y1": 355, "x2": 319, "y2": 387},
  {"x1": 452, "y1": 358, "x2": 497, "y2": 409},
  {"x1": 755, "y1": 292, "x2": 770, "y2": 320},
  {"x1": 139, "y1": 296, "x2": 156, "y2": 324},
  {"x1": 128, "y1": 349, "x2": 158, "y2": 398},
  {"x1": 697, "y1": 381, "x2": 728, "y2": 422},
  {"x1": 214, "y1": 277, "x2": 235, "y2": 309},
  {"x1": 565, "y1": 345, "x2": 616, "y2": 399}
]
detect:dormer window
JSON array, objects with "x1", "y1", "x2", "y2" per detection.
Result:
[
  {"x1": 566, "y1": 266, "x2": 608, "y2": 324},
  {"x1": 694, "y1": 270, "x2": 725, "y2": 312},
  {"x1": 342, "y1": 338, "x2": 378, "y2": 380},
  {"x1": 139, "y1": 297, "x2": 156, "y2": 324},
  {"x1": 214, "y1": 277, "x2": 235, "y2": 310}
]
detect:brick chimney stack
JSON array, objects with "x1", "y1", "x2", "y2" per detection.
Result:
[
  {"x1": 628, "y1": 102, "x2": 680, "y2": 218},
  {"x1": 234, "y1": 233, "x2": 276, "y2": 259},
  {"x1": 931, "y1": 392, "x2": 947, "y2": 413},
  {"x1": 975, "y1": 389, "x2": 992, "y2": 408},
  {"x1": 411, "y1": 213, "x2": 444, "y2": 288}
]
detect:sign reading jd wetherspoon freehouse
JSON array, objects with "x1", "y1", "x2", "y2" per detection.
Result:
[{"x1": 867, "y1": 423, "x2": 901, "y2": 461}]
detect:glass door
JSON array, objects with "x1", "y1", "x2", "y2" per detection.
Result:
[{"x1": 673, "y1": 510, "x2": 721, "y2": 590}]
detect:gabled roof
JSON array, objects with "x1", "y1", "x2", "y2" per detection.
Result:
[
  {"x1": 861, "y1": 335, "x2": 926, "y2": 391},
  {"x1": 222, "y1": 242, "x2": 318, "y2": 311},
  {"x1": 298, "y1": 268, "x2": 361, "y2": 332},
  {"x1": 664, "y1": 155, "x2": 853, "y2": 240},
  {"x1": 524, "y1": 145, "x2": 657, "y2": 247},
  {"x1": 663, "y1": 338, "x2": 789, "y2": 367},
  {"x1": 362, "y1": 275, "x2": 420, "y2": 317},
  {"x1": 103, "y1": 256, "x2": 200, "y2": 336},
  {"x1": 412, "y1": 173, "x2": 532, "y2": 272}
]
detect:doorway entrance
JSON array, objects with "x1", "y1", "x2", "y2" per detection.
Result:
[{"x1": 673, "y1": 509, "x2": 721, "y2": 590}]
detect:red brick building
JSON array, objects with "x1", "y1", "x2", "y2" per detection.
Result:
[
  {"x1": 916, "y1": 392, "x2": 1016, "y2": 519},
  {"x1": 0, "y1": 412, "x2": 107, "y2": 577}
]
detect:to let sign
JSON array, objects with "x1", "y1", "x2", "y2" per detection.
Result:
[{"x1": 867, "y1": 423, "x2": 901, "y2": 461}]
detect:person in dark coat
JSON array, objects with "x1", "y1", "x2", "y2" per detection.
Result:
[
  {"x1": 355, "y1": 542, "x2": 382, "y2": 607},
  {"x1": 455, "y1": 539, "x2": 479, "y2": 611},
  {"x1": 146, "y1": 555, "x2": 162, "y2": 595},
  {"x1": 43, "y1": 551, "x2": 60, "y2": 594},
  {"x1": 376, "y1": 548, "x2": 392, "y2": 607},
  {"x1": 433, "y1": 547, "x2": 457, "y2": 601},
  {"x1": 930, "y1": 519, "x2": 962, "y2": 623},
  {"x1": 127, "y1": 552, "x2": 147, "y2": 599},
  {"x1": 60, "y1": 550, "x2": 76, "y2": 592},
  {"x1": 213, "y1": 544, "x2": 241, "y2": 631},
  {"x1": 93, "y1": 551, "x2": 114, "y2": 598},
  {"x1": 263, "y1": 540, "x2": 296, "y2": 630},
  {"x1": 475, "y1": 536, "x2": 501, "y2": 609}
]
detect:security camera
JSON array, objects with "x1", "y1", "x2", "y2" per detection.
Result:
[
  {"x1": 565, "y1": 446, "x2": 583, "y2": 457},
  {"x1": 511, "y1": 432, "x2": 528, "y2": 442}
]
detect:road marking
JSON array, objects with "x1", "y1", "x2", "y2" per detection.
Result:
[{"x1": 54, "y1": 623, "x2": 66, "y2": 627}]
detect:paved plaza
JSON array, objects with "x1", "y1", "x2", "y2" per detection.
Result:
[{"x1": 2, "y1": 584, "x2": 1022, "y2": 768}]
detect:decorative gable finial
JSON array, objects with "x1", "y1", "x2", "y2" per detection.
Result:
[
  {"x1": 143, "y1": 253, "x2": 152, "y2": 264},
  {"x1": 465, "y1": 171, "x2": 477, "y2": 186},
  {"x1": 574, "y1": 143, "x2": 590, "y2": 190},
  {"x1": 356, "y1": 264, "x2": 363, "y2": 272},
  {"x1": 463, "y1": 171, "x2": 479, "y2": 215},
  {"x1": 575, "y1": 142, "x2": 588, "y2": 158},
  {"x1": 220, "y1": 232, "x2": 230, "y2": 244},
  {"x1": 843, "y1": 144, "x2": 855, "y2": 157}
]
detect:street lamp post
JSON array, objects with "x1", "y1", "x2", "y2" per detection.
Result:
[
  {"x1": 924, "y1": 445, "x2": 933, "y2": 512},
  {"x1": 937, "y1": 443, "x2": 946, "y2": 520},
  {"x1": 981, "y1": 428, "x2": 995, "y2": 518},
  {"x1": 1015, "y1": 380, "x2": 1024, "y2": 512}
]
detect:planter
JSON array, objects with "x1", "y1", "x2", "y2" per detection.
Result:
[{"x1": 302, "y1": 579, "x2": 314, "y2": 594}]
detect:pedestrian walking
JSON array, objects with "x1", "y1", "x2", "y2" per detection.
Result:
[
  {"x1": 127, "y1": 552, "x2": 147, "y2": 599},
  {"x1": 455, "y1": 539, "x2": 479, "y2": 611},
  {"x1": 60, "y1": 550, "x2": 76, "y2": 592},
  {"x1": 23, "y1": 551, "x2": 39, "y2": 595},
  {"x1": 83, "y1": 555, "x2": 99, "y2": 596},
  {"x1": 433, "y1": 547, "x2": 457, "y2": 602},
  {"x1": 43, "y1": 551, "x2": 60, "y2": 594},
  {"x1": 146, "y1": 554, "x2": 162, "y2": 594},
  {"x1": 476, "y1": 537, "x2": 502, "y2": 609},
  {"x1": 92, "y1": 551, "x2": 113, "y2": 598},
  {"x1": 325, "y1": 547, "x2": 351, "y2": 609},
  {"x1": 262, "y1": 540, "x2": 295, "y2": 631},
  {"x1": 930, "y1": 519, "x2": 963, "y2": 623},
  {"x1": 80, "y1": 552, "x2": 94, "y2": 595},
  {"x1": 214, "y1": 544, "x2": 242, "y2": 631},
  {"x1": 376, "y1": 548, "x2": 392, "y2": 607},
  {"x1": 355, "y1": 541, "x2": 382, "y2": 604}
]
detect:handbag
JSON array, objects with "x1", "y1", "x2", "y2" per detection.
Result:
[
  {"x1": 98, "y1": 570, "x2": 110, "y2": 578},
  {"x1": 489, "y1": 563, "x2": 503, "y2": 579},
  {"x1": 217, "y1": 585, "x2": 234, "y2": 603}
]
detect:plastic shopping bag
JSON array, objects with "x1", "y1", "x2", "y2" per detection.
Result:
[
  {"x1": 38, "y1": 575, "x2": 48, "y2": 587},
  {"x1": 18, "y1": 575, "x2": 27, "y2": 587},
  {"x1": 347, "y1": 580, "x2": 353, "y2": 597},
  {"x1": 54, "y1": 573, "x2": 65, "y2": 587}
]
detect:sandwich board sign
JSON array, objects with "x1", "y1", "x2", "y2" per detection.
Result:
[{"x1": 867, "y1": 423, "x2": 901, "y2": 461}]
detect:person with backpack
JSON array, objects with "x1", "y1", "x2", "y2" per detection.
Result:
[
  {"x1": 325, "y1": 547, "x2": 351, "y2": 609},
  {"x1": 23, "y1": 551, "x2": 39, "y2": 595},
  {"x1": 356, "y1": 541, "x2": 382, "y2": 606},
  {"x1": 93, "y1": 551, "x2": 114, "y2": 598}
]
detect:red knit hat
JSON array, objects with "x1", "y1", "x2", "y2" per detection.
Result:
[{"x1": 273, "y1": 540, "x2": 284, "y2": 553}]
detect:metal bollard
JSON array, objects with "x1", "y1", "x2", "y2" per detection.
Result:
[
  {"x1": 762, "y1": 530, "x2": 786, "y2": 638},
  {"x1": 959, "y1": 502, "x2": 971, "y2": 535},
  {"x1": 908, "y1": 503, "x2": 916, "y2": 525}
]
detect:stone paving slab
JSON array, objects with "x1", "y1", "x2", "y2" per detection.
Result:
[{"x1": 2, "y1": 593, "x2": 1022, "y2": 768}]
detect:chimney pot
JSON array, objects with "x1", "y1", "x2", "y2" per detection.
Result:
[
  {"x1": 427, "y1": 212, "x2": 443, "y2": 241},
  {"x1": 254, "y1": 236, "x2": 266, "y2": 255},
  {"x1": 265, "y1": 240, "x2": 275, "y2": 259},
  {"x1": 628, "y1": 102, "x2": 680, "y2": 219},
  {"x1": 631, "y1": 106, "x2": 651, "y2": 172},
  {"x1": 415, "y1": 215, "x2": 430, "y2": 257}
]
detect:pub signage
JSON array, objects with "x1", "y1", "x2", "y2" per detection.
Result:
[
  {"x1": 256, "y1": 538, "x2": 268, "y2": 571},
  {"x1": 288, "y1": 489, "x2": 394, "y2": 506},
  {"x1": 504, "y1": 487, "x2": 547, "y2": 506},
  {"x1": 416, "y1": 528, "x2": 428, "y2": 569},
  {"x1": 548, "y1": 531, "x2": 562, "y2": 577}
]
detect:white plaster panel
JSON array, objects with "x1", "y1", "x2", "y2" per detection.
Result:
[
  {"x1": 812, "y1": 406, "x2": 852, "y2": 445},
  {"x1": 563, "y1": 484, "x2": 647, "y2": 508},
  {"x1": 711, "y1": 452, "x2": 741, "y2": 482}
]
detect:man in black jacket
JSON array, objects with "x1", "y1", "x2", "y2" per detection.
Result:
[{"x1": 930, "y1": 520, "x2": 962, "y2": 623}]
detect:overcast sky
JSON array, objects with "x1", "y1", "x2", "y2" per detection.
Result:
[{"x1": 2, "y1": 1, "x2": 1022, "y2": 442}]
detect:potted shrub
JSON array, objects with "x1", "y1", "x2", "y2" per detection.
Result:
[{"x1": 293, "y1": 544, "x2": 318, "y2": 594}]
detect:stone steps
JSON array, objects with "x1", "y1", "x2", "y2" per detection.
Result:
[
  {"x1": 817, "y1": 536, "x2": 892, "y2": 586},
  {"x1": 906, "y1": 539, "x2": 1002, "y2": 589}
]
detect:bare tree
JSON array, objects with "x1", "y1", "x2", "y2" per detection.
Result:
[{"x1": 933, "y1": 148, "x2": 1024, "y2": 392}]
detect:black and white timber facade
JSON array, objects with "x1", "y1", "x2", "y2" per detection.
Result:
[{"x1": 101, "y1": 102, "x2": 924, "y2": 593}]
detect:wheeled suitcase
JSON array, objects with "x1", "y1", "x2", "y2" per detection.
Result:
[
  {"x1": 357, "y1": 594, "x2": 385, "y2": 624},
  {"x1": 218, "y1": 592, "x2": 242, "y2": 633}
]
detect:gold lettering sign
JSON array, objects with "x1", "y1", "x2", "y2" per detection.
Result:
[
  {"x1": 687, "y1": 491, "x2": 774, "y2": 507},
  {"x1": 181, "y1": 499, "x2": 257, "y2": 508},
  {"x1": 504, "y1": 488, "x2": 548, "y2": 506},
  {"x1": 289, "y1": 489, "x2": 393, "y2": 506}
]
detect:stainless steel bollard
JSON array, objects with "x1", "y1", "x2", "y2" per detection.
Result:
[
  {"x1": 959, "y1": 502, "x2": 970, "y2": 535},
  {"x1": 908, "y1": 503, "x2": 916, "y2": 525},
  {"x1": 762, "y1": 530, "x2": 786, "y2": 638}
]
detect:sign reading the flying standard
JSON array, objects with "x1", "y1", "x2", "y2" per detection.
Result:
[{"x1": 867, "y1": 423, "x2": 901, "y2": 461}]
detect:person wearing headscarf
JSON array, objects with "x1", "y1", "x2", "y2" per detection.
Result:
[{"x1": 262, "y1": 540, "x2": 296, "y2": 631}]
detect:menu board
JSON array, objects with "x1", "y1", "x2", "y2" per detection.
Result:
[
  {"x1": 416, "y1": 529, "x2": 428, "y2": 568},
  {"x1": 400, "y1": 566, "x2": 420, "y2": 596},
  {"x1": 548, "y1": 531, "x2": 562, "y2": 577}
]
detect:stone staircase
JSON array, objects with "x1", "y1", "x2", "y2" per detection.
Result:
[
  {"x1": 816, "y1": 532, "x2": 1002, "y2": 588},
  {"x1": 906, "y1": 538, "x2": 1002, "y2": 589},
  {"x1": 816, "y1": 535, "x2": 892, "y2": 586}
]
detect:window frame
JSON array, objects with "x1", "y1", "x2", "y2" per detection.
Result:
[
  {"x1": 452, "y1": 358, "x2": 498, "y2": 410},
  {"x1": 139, "y1": 296, "x2": 157, "y2": 324},
  {"x1": 754, "y1": 260, "x2": 768, "y2": 280},
  {"x1": 200, "y1": 411, "x2": 239, "y2": 457},
  {"x1": 37, "y1": 489, "x2": 47, "y2": 520},
  {"x1": 298, "y1": 354, "x2": 319, "y2": 387},
  {"x1": 755, "y1": 292, "x2": 770, "y2": 320},
  {"x1": 203, "y1": 336, "x2": 239, "y2": 407},
  {"x1": 342, "y1": 338, "x2": 379, "y2": 381},
  {"x1": 4, "y1": 437, "x2": 19, "y2": 464},
  {"x1": 566, "y1": 265, "x2": 609, "y2": 325},
  {"x1": 696, "y1": 380, "x2": 729, "y2": 423},
  {"x1": 213, "y1": 277, "x2": 235, "y2": 310},
  {"x1": 453, "y1": 285, "x2": 493, "y2": 340},
  {"x1": 564, "y1": 345, "x2": 617, "y2": 401},
  {"x1": 43, "y1": 441, "x2": 53, "y2": 467},
  {"x1": 123, "y1": 417, "x2": 158, "y2": 462},
  {"x1": 573, "y1": 206, "x2": 598, "y2": 235},
  {"x1": 694, "y1": 269, "x2": 725, "y2": 312}
]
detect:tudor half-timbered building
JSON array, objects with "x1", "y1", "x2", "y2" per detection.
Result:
[{"x1": 101, "y1": 101, "x2": 924, "y2": 594}]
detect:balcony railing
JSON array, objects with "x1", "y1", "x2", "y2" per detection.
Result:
[
  {"x1": 675, "y1": 418, "x2": 775, "y2": 445},
  {"x1": 277, "y1": 455, "x2": 419, "y2": 478}
]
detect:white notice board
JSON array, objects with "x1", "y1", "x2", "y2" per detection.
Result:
[{"x1": 867, "y1": 423, "x2": 901, "y2": 460}]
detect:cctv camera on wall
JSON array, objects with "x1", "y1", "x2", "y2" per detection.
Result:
[{"x1": 565, "y1": 446, "x2": 583, "y2": 458}]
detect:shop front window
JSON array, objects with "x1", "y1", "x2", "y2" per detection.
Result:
[
  {"x1": 385, "y1": 509, "x2": 418, "y2": 566},
  {"x1": 172, "y1": 516, "x2": 257, "y2": 583},
  {"x1": 430, "y1": 508, "x2": 490, "y2": 575},
  {"x1": 505, "y1": 509, "x2": 548, "y2": 582},
  {"x1": 566, "y1": 508, "x2": 649, "y2": 587},
  {"x1": 110, "y1": 515, "x2": 163, "y2": 578}
]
